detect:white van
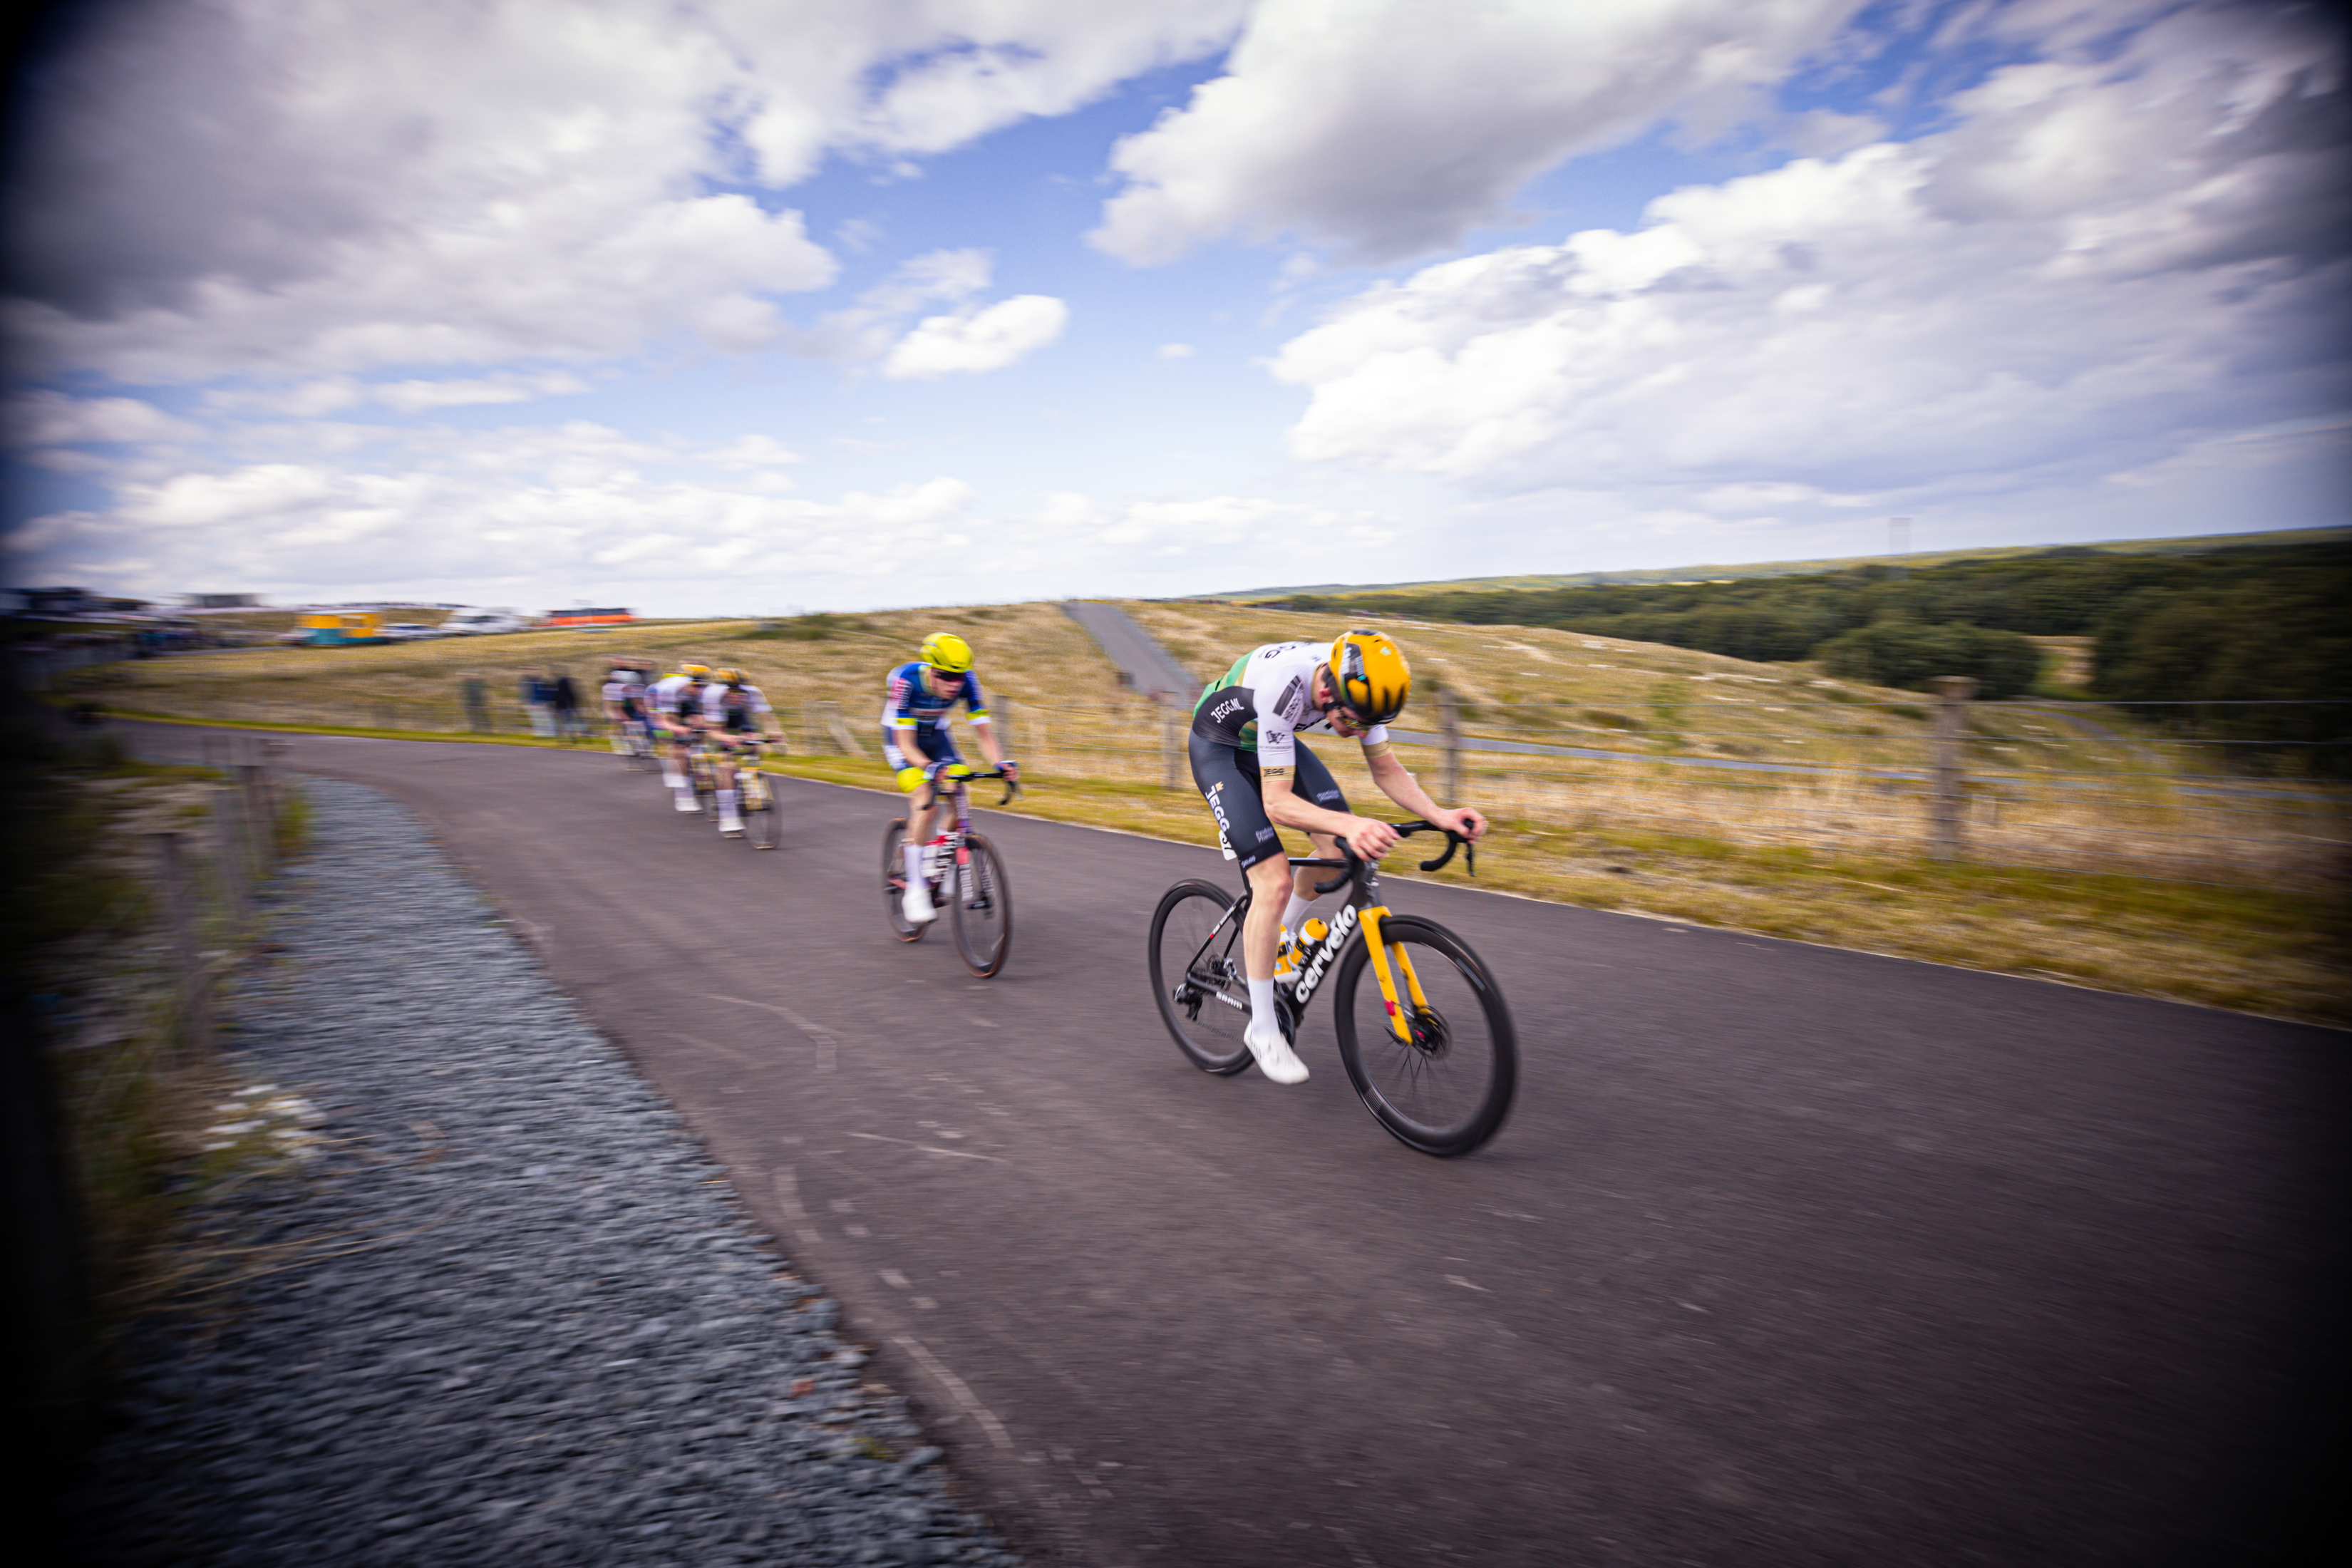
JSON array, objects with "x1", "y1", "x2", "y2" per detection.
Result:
[{"x1": 440, "y1": 608, "x2": 529, "y2": 635}]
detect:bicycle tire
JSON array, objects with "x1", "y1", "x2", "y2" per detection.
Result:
[
  {"x1": 1147, "y1": 881, "x2": 1254, "y2": 1076},
  {"x1": 880, "y1": 818, "x2": 925, "y2": 943},
  {"x1": 1331, "y1": 914, "x2": 1516, "y2": 1157},
  {"x1": 745, "y1": 770, "x2": 780, "y2": 850},
  {"x1": 949, "y1": 833, "x2": 1013, "y2": 978}
]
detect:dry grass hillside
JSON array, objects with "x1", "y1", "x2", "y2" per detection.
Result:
[{"x1": 76, "y1": 597, "x2": 2346, "y2": 1025}]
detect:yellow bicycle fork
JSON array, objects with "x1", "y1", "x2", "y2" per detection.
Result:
[{"x1": 1357, "y1": 907, "x2": 1433, "y2": 1045}]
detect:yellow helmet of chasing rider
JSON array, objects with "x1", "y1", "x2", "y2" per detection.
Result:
[
  {"x1": 919, "y1": 632, "x2": 974, "y2": 674},
  {"x1": 1328, "y1": 629, "x2": 1411, "y2": 726},
  {"x1": 679, "y1": 663, "x2": 711, "y2": 680},
  {"x1": 711, "y1": 668, "x2": 744, "y2": 686}
]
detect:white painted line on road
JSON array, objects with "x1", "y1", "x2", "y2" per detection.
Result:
[
  {"x1": 848, "y1": 1130, "x2": 1006, "y2": 1162},
  {"x1": 715, "y1": 992, "x2": 840, "y2": 1072},
  {"x1": 770, "y1": 1167, "x2": 824, "y2": 1254},
  {"x1": 1445, "y1": 1275, "x2": 1489, "y2": 1292},
  {"x1": 880, "y1": 1269, "x2": 911, "y2": 1289},
  {"x1": 896, "y1": 1336, "x2": 1014, "y2": 1450}
]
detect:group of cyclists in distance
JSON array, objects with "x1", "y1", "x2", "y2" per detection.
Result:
[{"x1": 598, "y1": 624, "x2": 1486, "y2": 1088}]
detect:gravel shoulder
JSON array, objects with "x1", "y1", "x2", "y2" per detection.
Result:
[{"x1": 57, "y1": 777, "x2": 1021, "y2": 1568}]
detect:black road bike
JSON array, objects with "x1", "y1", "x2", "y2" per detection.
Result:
[
  {"x1": 882, "y1": 765, "x2": 1021, "y2": 979},
  {"x1": 1148, "y1": 823, "x2": 1516, "y2": 1157}
]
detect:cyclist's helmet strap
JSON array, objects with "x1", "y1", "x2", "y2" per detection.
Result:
[{"x1": 1328, "y1": 629, "x2": 1410, "y2": 726}]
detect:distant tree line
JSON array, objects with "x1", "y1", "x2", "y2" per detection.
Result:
[{"x1": 1283, "y1": 538, "x2": 2350, "y2": 770}]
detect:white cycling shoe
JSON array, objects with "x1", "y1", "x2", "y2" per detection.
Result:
[
  {"x1": 1244, "y1": 1020, "x2": 1309, "y2": 1085},
  {"x1": 674, "y1": 793, "x2": 700, "y2": 813},
  {"x1": 718, "y1": 816, "x2": 743, "y2": 837},
  {"x1": 902, "y1": 883, "x2": 939, "y2": 925}
]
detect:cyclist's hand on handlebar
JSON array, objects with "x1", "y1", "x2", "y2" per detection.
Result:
[
  {"x1": 1431, "y1": 806, "x2": 1487, "y2": 843},
  {"x1": 999, "y1": 758, "x2": 1019, "y2": 781},
  {"x1": 1342, "y1": 816, "x2": 1401, "y2": 861}
]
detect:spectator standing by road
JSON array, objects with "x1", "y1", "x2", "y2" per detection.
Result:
[
  {"x1": 522, "y1": 671, "x2": 554, "y2": 737},
  {"x1": 550, "y1": 670, "x2": 584, "y2": 743}
]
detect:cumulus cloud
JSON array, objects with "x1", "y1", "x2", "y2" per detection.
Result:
[
  {"x1": 882, "y1": 295, "x2": 1071, "y2": 379},
  {"x1": 1267, "y1": 2, "x2": 2351, "y2": 497},
  {"x1": 5, "y1": 1, "x2": 1242, "y2": 382},
  {"x1": 9, "y1": 391, "x2": 200, "y2": 448},
  {"x1": 1092, "y1": 0, "x2": 1866, "y2": 264}
]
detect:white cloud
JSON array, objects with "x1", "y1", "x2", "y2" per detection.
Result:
[
  {"x1": 1157, "y1": 342, "x2": 1196, "y2": 359},
  {"x1": 1092, "y1": 0, "x2": 1866, "y2": 264},
  {"x1": 7, "y1": 1, "x2": 1242, "y2": 383},
  {"x1": 882, "y1": 296, "x2": 1071, "y2": 379},
  {"x1": 1267, "y1": 3, "x2": 2350, "y2": 498},
  {"x1": 9, "y1": 391, "x2": 200, "y2": 448},
  {"x1": 372, "y1": 373, "x2": 594, "y2": 413}
]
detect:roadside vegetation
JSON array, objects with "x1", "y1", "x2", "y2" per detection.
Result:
[
  {"x1": 1276, "y1": 535, "x2": 2352, "y2": 767},
  {"x1": 71, "y1": 592, "x2": 2346, "y2": 1026}
]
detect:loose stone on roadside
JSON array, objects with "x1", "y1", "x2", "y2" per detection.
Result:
[{"x1": 58, "y1": 776, "x2": 1023, "y2": 1568}]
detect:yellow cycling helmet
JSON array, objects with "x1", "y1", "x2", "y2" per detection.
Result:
[
  {"x1": 919, "y1": 632, "x2": 974, "y2": 674},
  {"x1": 1329, "y1": 629, "x2": 1410, "y2": 726},
  {"x1": 679, "y1": 663, "x2": 711, "y2": 679},
  {"x1": 711, "y1": 667, "x2": 744, "y2": 685}
]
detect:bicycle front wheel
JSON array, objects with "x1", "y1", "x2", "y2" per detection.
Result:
[
  {"x1": 744, "y1": 769, "x2": 780, "y2": 850},
  {"x1": 949, "y1": 833, "x2": 1013, "y2": 979},
  {"x1": 1333, "y1": 914, "x2": 1516, "y2": 1156},
  {"x1": 1147, "y1": 881, "x2": 1254, "y2": 1076},
  {"x1": 880, "y1": 818, "x2": 924, "y2": 942}
]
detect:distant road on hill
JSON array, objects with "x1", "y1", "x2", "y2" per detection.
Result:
[{"x1": 1061, "y1": 600, "x2": 1202, "y2": 702}]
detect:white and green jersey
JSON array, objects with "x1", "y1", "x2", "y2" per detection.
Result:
[{"x1": 1190, "y1": 641, "x2": 1391, "y2": 768}]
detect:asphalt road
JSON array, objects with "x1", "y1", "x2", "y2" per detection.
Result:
[
  {"x1": 1059, "y1": 603, "x2": 1202, "y2": 702},
  {"x1": 131, "y1": 724, "x2": 2343, "y2": 1567}
]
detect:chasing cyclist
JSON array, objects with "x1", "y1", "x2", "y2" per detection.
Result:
[
  {"x1": 1190, "y1": 629, "x2": 1485, "y2": 1085},
  {"x1": 648, "y1": 662, "x2": 713, "y2": 812},
  {"x1": 701, "y1": 667, "x2": 782, "y2": 836},
  {"x1": 883, "y1": 633, "x2": 1016, "y2": 925},
  {"x1": 601, "y1": 658, "x2": 651, "y2": 758}
]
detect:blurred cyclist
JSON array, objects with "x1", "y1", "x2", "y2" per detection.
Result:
[
  {"x1": 647, "y1": 662, "x2": 713, "y2": 812},
  {"x1": 882, "y1": 632, "x2": 1015, "y2": 924},
  {"x1": 701, "y1": 667, "x2": 782, "y2": 836}
]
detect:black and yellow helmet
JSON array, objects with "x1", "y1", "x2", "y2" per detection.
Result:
[
  {"x1": 919, "y1": 632, "x2": 974, "y2": 674},
  {"x1": 711, "y1": 667, "x2": 744, "y2": 686},
  {"x1": 1329, "y1": 630, "x2": 1410, "y2": 726},
  {"x1": 679, "y1": 663, "x2": 711, "y2": 680}
]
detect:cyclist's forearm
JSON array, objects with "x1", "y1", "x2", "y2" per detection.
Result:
[
  {"x1": 1368, "y1": 752, "x2": 1448, "y2": 820},
  {"x1": 895, "y1": 728, "x2": 932, "y2": 768},
  {"x1": 1264, "y1": 782, "x2": 1355, "y2": 839}
]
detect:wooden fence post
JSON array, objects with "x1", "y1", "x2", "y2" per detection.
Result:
[
  {"x1": 1440, "y1": 688, "x2": 1463, "y2": 804},
  {"x1": 1162, "y1": 698, "x2": 1184, "y2": 791},
  {"x1": 215, "y1": 787, "x2": 252, "y2": 929},
  {"x1": 1929, "y1": 675, "x2": 1979, "y2": 861}
]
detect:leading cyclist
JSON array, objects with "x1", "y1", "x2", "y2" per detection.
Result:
[
  {"x1": 1190, "y1": 629, "x2": 1485, "y2": 1085},
  {"x1": 882, "y1": 632, "x2": 1016, "y2": 925}
]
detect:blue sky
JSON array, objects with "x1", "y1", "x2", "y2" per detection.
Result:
[{"x1": 5, "y1": 0, "x2": 2345, "y2": 612}]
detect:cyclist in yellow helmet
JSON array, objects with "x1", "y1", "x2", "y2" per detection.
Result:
[
  {"x1": 648, "y1": 662, "x2": 716, "y2": 811},
  {"x1": 698, "y1": 668, "x2": 783, "y2": 836},
  {"x1": 1188, "y1": 629, "x2": 1485, "y2": 1084},
  {"x1": 883, "y1": 631, "x2": 1016, "y2": 924}
]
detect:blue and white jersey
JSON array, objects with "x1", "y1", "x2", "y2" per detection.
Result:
[{"x1": 880, "y1": 661, "x2": 991, "y2": 736}]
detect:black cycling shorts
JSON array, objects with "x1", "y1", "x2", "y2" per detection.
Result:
[{"x1": 1188, "y1": 732, "x2": 1349, "y2": 872}]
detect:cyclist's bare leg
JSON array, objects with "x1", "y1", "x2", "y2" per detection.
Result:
[{"x1": 1242, "y1": 852, "x2": 1294, "y2": 981}]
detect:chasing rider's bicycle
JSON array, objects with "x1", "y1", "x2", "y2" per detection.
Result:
[
  {"x1": 1147, "y1": 822, "x2": 1517, "y2": 1157},
  {"x1": 714, "y1": 737, "x2": 780, "y2": 850},
  {"x1": 882, "y1": 763, "x2": 1021, "y2": 978}
]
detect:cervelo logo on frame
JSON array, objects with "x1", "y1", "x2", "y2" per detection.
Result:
[{"x1": 1291, "y1": 903, "x2": 1358, "y2": 1004}]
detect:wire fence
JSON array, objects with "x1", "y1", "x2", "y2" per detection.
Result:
[{"x1": 100, "y1": 672, "x2": 2349, "y2": 892}]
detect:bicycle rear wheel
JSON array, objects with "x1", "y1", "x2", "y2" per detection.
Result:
[
  {"x1": 948, "y1": 833, "x2": 1012, "y2": 978},
  {"x1": 743, "y1": 769, "x2": 780, "y2": 850},
  {"x1": 1147, "y1": 881, "x2": 1254, "y2": 1076},
  {"x1": 1332, "y1": 914, "x2": 1516, "y2": 1156},
  {"x1": 880, "y1": 819, "x2": 924, "y2": 942}
]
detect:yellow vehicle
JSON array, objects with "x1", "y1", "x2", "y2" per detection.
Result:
[{"x1": 299, "y1": 612, "x2": 388, "y2": 646}]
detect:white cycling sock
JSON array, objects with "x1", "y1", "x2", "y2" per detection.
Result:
[
  {"x1": 662, "y1": 770, "x2": 684, "y2": 788},
  {"x1": 1247, "y1": 975, "x2": 1277, "y2": 1026},
  {"x1": 718, "y1": 788, "x2": 738, "y2": 813},
  {"x1": 1281, "y1": 893, "x2": 1312, "y2": 933},
  {"x1": 904, "y1": 843, "x2": 924, "y2": 884}
]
